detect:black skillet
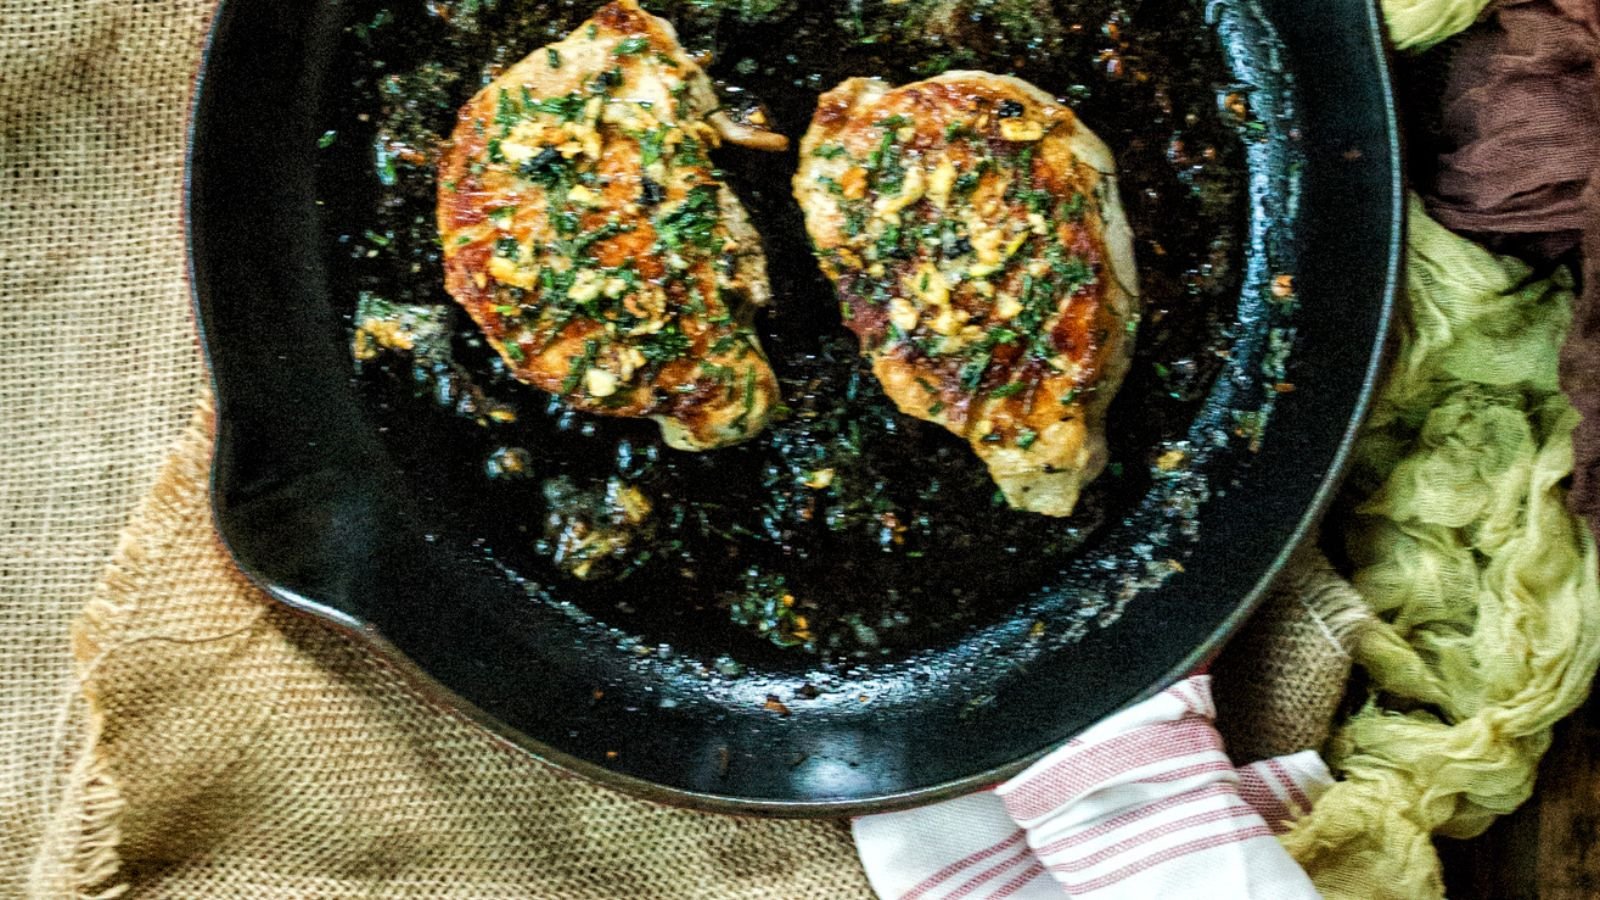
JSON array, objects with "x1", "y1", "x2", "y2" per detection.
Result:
[{"x1": 188, "y1": 0, "x2": 1400, "y2": 814}]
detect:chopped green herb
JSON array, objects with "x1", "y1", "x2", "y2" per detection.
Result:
[
  {"x1": 615, "y1": 36, "x2": 651, "y2": 55},
  {"x1": 547, "y1": 48, "x2": 562, "y2": 68},
  {"x1": 530, "y1": 92, "x2": 588, "y2": 122},
  {"x1": 638, "y1": 323, "x2": 692, "y2": 365},
  {"x1": 488, "y1": 205, "x2": 517, "y2": 226},
  {"x1": 1232, "y1": 409, "x2": 1266, "y2": 444},
  {"x1": 351, "y1": 8, "x2": 392, "y2": 43},
  {"x1": 869, "y1": 126, "x2": 906, "y2": 193},
  {"x1": 560, "y1": 340, "x2": 600, "y2": 394},
  {"x1": 1016, "y1": 428, "x2": 1038, "y2": 450},
  {"x1": 812, "y1": 143, "x2": 848, "y2": 160},
  {"x1": 875, "y1": 223, "x2": 903, "y2": 259},
  {"x1": 915, "y1": 53, "x2": 956, "y2": 77},
  {"x1": 609, "y1": 264, "x2": 642, "y2": 292},
  {"x1": 494, "y1": 304, "x2": 519, "y2": 316},
  {"x1": 928, "y1": 401, "x2": 945, "y2": 415},
  {"x1": 377, "y1": 149, "x2": 399, "y2": 186},
  {"x1": 593, "y1": 67, "x2": 624, "y2": 96},
  {"x1": 317, "y1": 130, "x2": 337, "y2": 149},
  {"x1": 571, "y1": 220, "x2": 630, "y2": 255},
  {"x1": 656, "y1": 185, "x2": 722, "y2": 252},
  {"x1": 494, "y1": 89, "x2": 521, "y2": 129},
  {"x1": 362, "y1": 229, "x2": 391, "y2": 248},
  {"x1": 699, "y1": 360, "x2": 735, "y2": 384},
  {"x1": 990, "y1": 382, "x2": 1025, "y2": 398},
  {"x1": 1048, "y1": 245, "x2": 1094, "y2": 285},
  {"x1": 843, "y1": 206, "x2": 868, "y2": 237},
  {"x1": 675, "y1": 135, "x2": 708, "y2": 167},
  {"x1": 504, "y1": 342, "x2": 526, "y2": 362},
  {"x1": 959, "y1": 349, "x2": 992, "y2": 392},
  {"x1": 732, "y1": 368, "x2": 758, "y2": 428},
  {"x1": 520, "y1": 148, "x2": 571, "y2": 189},
  {"x1": 1029, "y1": 333, "x2": 1059, "y2": 363},
  {"x1": 639, "y1": 126, "x2": 672, "y2": 168},
  {"x1": 1014, "y1": 145, "x2": 1036, "y2": 180}
]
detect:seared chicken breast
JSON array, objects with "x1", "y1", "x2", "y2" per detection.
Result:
[
  {"x1": 795, "y1": 72, "x2": 1140, "y2": 516},
  {"x1": 438, "y1": 0, "x2": 788, "y2": 451}
]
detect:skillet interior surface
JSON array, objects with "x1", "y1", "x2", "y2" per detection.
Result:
[{"x1": 189, "y1": 0, "x2": 1400, "y2": 813}]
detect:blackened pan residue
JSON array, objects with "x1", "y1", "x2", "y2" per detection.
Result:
[{"x1": 323, "y1": 0, "x2": 1264, "y2": 658}]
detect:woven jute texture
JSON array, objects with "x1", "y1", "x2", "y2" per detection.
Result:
[
  {"x1": 1, "y1": 1, "x2": 210, "y2": 896},
  {"x1": 1212, "y1": 549, "x2": 1368, "y2": 766},
  {"x1": 1, "y1": 1, "x2": 1354, "y2": 897}
]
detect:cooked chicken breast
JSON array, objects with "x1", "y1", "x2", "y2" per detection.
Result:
[
  {"x1": 795, "y1": 72, "x2": 1140, "y2": 516},
  {"x1": 438, "y1": 0, "x2": 788, "y2": 451}
]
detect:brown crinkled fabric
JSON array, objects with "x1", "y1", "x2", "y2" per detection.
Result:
[
  {"x1": 1426, "y1": 0, "x2": 1599, "y2": 261},
  {"x1": 1420, "y1": 0, "x2": 1600, "y2": 533}
]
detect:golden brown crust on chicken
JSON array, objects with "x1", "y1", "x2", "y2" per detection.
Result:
[
  {"x1": 795, "y1": 72, "x2": 1140, "y2": 516},
  {"x1": 438, "y1": 0, "x2": 787, "y2": 451}
]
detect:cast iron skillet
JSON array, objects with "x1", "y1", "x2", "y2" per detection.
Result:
[{"x1": 188, "y1": 0, "x2": 1400, "y2": 814}]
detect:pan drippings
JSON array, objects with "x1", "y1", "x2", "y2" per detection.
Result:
[{"x1": 326, "y1": 0, "x2": 1252, "y2": 657}]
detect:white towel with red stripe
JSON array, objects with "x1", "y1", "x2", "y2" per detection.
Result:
[{"x1": 852, "y1": 676, "x2": 1332, "y2": 899}]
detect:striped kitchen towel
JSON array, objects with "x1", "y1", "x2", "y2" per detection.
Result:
[{"x1": 853, "y1": 676, "x2": 1331, "y2": 899}]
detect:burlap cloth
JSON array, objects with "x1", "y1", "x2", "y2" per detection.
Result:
[{"x1": 0, "y1": 2, "x2": 1361, "y2": 896}]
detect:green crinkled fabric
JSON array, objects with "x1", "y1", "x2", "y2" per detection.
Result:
[
  {"x1": 1382, "y1": 0, "x2": 1496, "y2": 50},
  {"x1": 1280, "y1": 197, "x2": 1600, "y2": 898}
]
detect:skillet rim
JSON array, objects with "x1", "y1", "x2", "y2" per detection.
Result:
[{"x1": 185, "y1": 0, "x2": 1403, "y2": 816}]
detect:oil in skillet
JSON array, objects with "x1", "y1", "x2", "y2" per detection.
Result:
[{"x1": 331, "y1": 0, "x2": 1247, "y2": 658}]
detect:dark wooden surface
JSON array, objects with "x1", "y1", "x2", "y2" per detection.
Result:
[{"x1": 1440, "y1": 693, "x2": 1600, "y2": 899}]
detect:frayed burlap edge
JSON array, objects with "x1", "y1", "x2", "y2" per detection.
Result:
[
  {"x1": 32, "y1": 397, "x2": 219, "y2": 900},
  {"x1": 1213, "y1": 544, "x2": 1369, "y2": 764},
  {"x1": 1275, "y1": 549, "x2": 1371, "y2": 650}
]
